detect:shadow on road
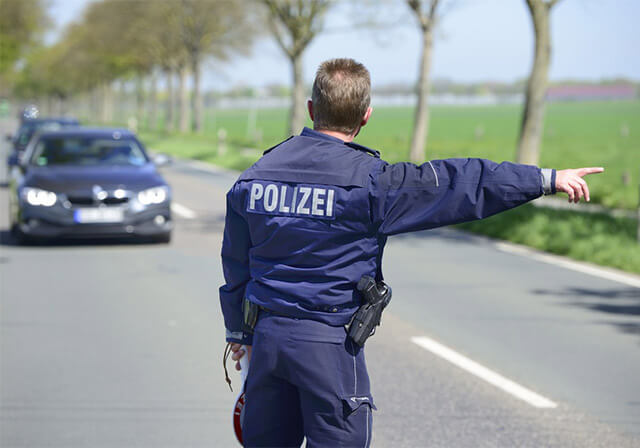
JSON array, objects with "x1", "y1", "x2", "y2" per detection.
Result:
[
  {"x1": 533, "y1": 286, "x2": 640, "y2": 342},
  {"x1": 0, "y1": 229, "x2": 166, "y2": 248}
]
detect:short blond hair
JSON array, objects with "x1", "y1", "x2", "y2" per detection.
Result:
[{"x1": 311, "y1": 58, "x2": 371, "y2": 134}]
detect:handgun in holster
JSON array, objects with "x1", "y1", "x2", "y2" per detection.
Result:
[{"x1": 347, "y1": 276, "x2": 392, "y2": 347}]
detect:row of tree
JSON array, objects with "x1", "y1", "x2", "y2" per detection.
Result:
[{"x1": 3, "y1": 0, "x2": 564, "y2": 166}]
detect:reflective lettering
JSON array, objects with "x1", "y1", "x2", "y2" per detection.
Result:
[
  {"x1": 326, "y1": 189, "x2": 334, "y2": 217},
  {"x1": 246, "y1": 182, "x2": 336, "y2": 220},
  {"x1": 312, "y1": 188, "x2": 325, "y2": 216},
  {"x1": 278, "y1": 185, "x2": 290, "y2": 212},
  {"x1": 291, "y1": 186, "x2": 298, "y2": 212},
  {"x1": 264, "y1": 184, "x2": 278, "y2": 212},
  {"x1": 249, "y1": 183, "x2": 264, "y2": 210},
  {"x1": 296, "y1": 187, "x2": 311, "y2": 214}
]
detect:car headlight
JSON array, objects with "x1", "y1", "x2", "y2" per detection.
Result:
[
  {"x1": 137, "y1": 186, "x2": 169, "y2": 205},
  {"x1": 21, "y1": 187, "x2": 57, "y2": 207}
]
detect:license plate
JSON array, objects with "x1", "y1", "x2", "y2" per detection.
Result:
[{"x1": 74, "y1": 207, "x2": 124, "y2": 223}]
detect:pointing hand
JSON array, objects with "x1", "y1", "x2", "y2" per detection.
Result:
[{"x1": 555, "y1": 167, "x2": 604, "y2": 203}]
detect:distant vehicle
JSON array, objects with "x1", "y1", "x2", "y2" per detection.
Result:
[
  {"x1": 19, "y1": 104, "x2": 40, "y2": 122},
  {"x1": 8, "y1": 128, "x2": 173, "y2": 244},
  {"x1": 7, "y1": 117, "x2": 81, "y2": 165}
]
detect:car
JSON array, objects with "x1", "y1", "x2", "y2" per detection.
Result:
[
  {"x1": 8, "y1": 127, "x2": 173, "y2": 244},
  {"x1": 19, "y1": 104, "x2": 40, "y2": 122},
  {"x1": 8, "y1": 116, "x2": 81, "y2": 149},
  {"x1": 7, "y1": 117, "x2": 81, "y2": 166}
]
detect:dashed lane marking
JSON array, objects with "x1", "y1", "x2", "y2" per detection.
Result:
[
  {"x1": 411, "y1": 336, "x2": 558, "y2": 409},
  {"x1": 171, "y1": 202, "x2": 197, "y2": 219}
]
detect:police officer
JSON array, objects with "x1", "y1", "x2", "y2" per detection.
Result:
[{"x1": 220, "y1": 58, "x2": 603, "y2": 447}]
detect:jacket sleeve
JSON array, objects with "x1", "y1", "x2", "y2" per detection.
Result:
[
  {"x1": 370, "y1": 158, "x2": 547, "y2": 236},
  {"x1": 219, "y1": 185, "x2": 253, "y2": 345}
]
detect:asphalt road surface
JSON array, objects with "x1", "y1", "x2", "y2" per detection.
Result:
[{"x1": 1, "y1": 117, "x2": 639, "y2": 447}]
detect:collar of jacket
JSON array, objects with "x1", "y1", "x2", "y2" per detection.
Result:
[{"x1": 263, "y1": 127, "x2": 381, "y2": 158}]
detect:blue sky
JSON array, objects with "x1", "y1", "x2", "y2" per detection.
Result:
[{"x1": 49, "y1": 0, "x2": 640, "y2": 89}]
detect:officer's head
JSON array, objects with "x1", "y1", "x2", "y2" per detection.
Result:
[{"x1": 308, "y1": 58, "x2": 372, "y2": 137}]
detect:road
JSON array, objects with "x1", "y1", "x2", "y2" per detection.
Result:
[{"x1": 1, "y1": 117, "x2": 639, "y2": 447}]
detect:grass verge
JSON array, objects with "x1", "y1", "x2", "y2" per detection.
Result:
[{"x1": 456, "y1": 204, "x2": 640, "y2": 275}]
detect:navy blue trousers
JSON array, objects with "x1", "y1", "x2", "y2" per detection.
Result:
[{"x1": 243, "y1": 314, "x2": 375, "y2": 447}]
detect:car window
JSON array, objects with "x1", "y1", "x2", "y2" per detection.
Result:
[
  {"x1": 16, "y1": 122, "x2": 64, "y2": 147},
  {"x1": 31, "y1": 137, "x2": 148, "y2": 166}
]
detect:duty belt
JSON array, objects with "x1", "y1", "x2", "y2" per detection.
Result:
[{"x1": 242, "y1": 299, "x2": 292, "y2": 333}]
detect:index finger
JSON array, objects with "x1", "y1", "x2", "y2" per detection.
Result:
[{"x1": 577, "y1": 167, "x2": 604, "y2": 176}]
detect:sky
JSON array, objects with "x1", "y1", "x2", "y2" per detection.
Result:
[{"x1": 48, "y1": 0, "x2": 640, "y2": 90}]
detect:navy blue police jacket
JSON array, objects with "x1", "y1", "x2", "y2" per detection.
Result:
[{"x1": 220, "y1": 127, "x2": 555, "y2": 344}]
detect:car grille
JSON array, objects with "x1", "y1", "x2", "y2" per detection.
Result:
[
  {"x1": 103, "y1": 197, "x2": 128, "y2": 205},
  {"x1": 67, "y1": 196, "x2": 94, "y2": 205},
  {"x1": 67, "y1": 194, "x2": 130, "y2": 206}
]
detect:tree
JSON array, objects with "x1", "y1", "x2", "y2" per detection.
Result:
[
  {"x1": 0, "y1": 0, "x2": 49, "y2": 73},
  {"x1": 179, "y1": 0, "x2": 253, "y2": 132},
  {"x1": 0, "y1": 0, "x2": 49, "y2": 93},
  {"x1": 406, "y1": 0, "x2": 441, "y2": 163},
  {"x1": 516, "y1": 0, "x2": 563, "y2": 165},
  {"x1": 261, "y1": 0, "x2": 332, "y2": 136}
]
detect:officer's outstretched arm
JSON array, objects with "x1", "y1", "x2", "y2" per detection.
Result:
[
  {"x1": 372, "y1": 158, "x2": 550, "y2": 236},
  {"x1": 219, "y1": 188, "x2": 253, "y2": 346}
]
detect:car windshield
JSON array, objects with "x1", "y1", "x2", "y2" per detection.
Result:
[{"x1": 30, "y1": 137, "x2": 148, "y2": 166}]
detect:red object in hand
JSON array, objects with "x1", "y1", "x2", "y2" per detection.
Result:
[
  {"x1": 232, "y1": 345, "x2": 249, "y2": 445},
  {"x1": 233, "y1": 391, "x2": 246, "y2": 445}
]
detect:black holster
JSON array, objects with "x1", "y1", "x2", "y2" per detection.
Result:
[
  {"x1": 347, "y1": 276, "x2": 392, "y2": 347},
  {"x1": 242, "y1": 298, "x2": 258, "y2": 334}
]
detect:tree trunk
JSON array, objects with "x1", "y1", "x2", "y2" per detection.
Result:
[
  {"x1": 409, "y1": 27, "x2": 434, "y2": 163},
  {"x1": 117, "y1": 80, "x2": 127, "y2": 126},
  {"x1": 517, "y1": 1, "x2": 552, "y2": 165},
  {"x1": 91, "y1": 88, "x2": 100, "y2": 121},
  {"x1": 148, "y1": 72, "x2": 158, "y2": 131},
  {"x1": 289, "y1": 54, "x2": 305, "y2": 136},
  {"x1": 165, "y1": 68, "x2": 175, "y2": 132},
  {"x1": 637, "y1": 182, "x2": 640, "y2": 243},
  {"x1": 178, "y1": 65, "x2": 190, "y2": 133},
  {"x1": 59, "y1": 96, "x2": 68, "y2": 116},
  {"x1": 191, "y1": 57, "x2": 203, "y2": 133},
  {"x1": 101, "y1": 82, "x2": 114, "y2": 124},
  {"x1": 135, "y1": 75, "x2": 145, "y2": 130},
  {"x1": 45, "y1": 96, "x2": 53, "y2": 116}
]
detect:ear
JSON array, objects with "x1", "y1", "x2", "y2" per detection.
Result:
[
  {"x1": 307, "y1": 100, "x2": 314, "y2": 122},
  {"x1": 360, "y1": 107, "x2": 373, "y2": 127}
]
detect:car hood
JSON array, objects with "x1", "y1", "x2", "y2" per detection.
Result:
[{"x1": 24, "y1": 164, "x2": 167, "y2": 192}]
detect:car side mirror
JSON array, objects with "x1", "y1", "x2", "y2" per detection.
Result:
[{"x1": 153, "y1": 153, "x2": 172, "y2": 167}]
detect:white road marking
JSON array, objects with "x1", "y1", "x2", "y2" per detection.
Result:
[
  {"x1": 171, "y1": 202, "x2": 197, "y2": 219},
  {"x1": 494, "y1": 241, "x2": 640, "y2": 289},
  {"x1": 411, "y1": 336, "x2": 558, "y2": 409}
]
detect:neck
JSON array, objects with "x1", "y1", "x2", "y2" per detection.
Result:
[{"x1": 314, "y1": 127, "x2": 357, "y2": 143}]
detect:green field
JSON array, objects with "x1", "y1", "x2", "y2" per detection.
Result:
[
  {"x1": 140, "y1": 101, "x2": 640, "y2": 210},
  {"x1": 135, "y1": 101, "x2": 640, "y2": 274}
]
